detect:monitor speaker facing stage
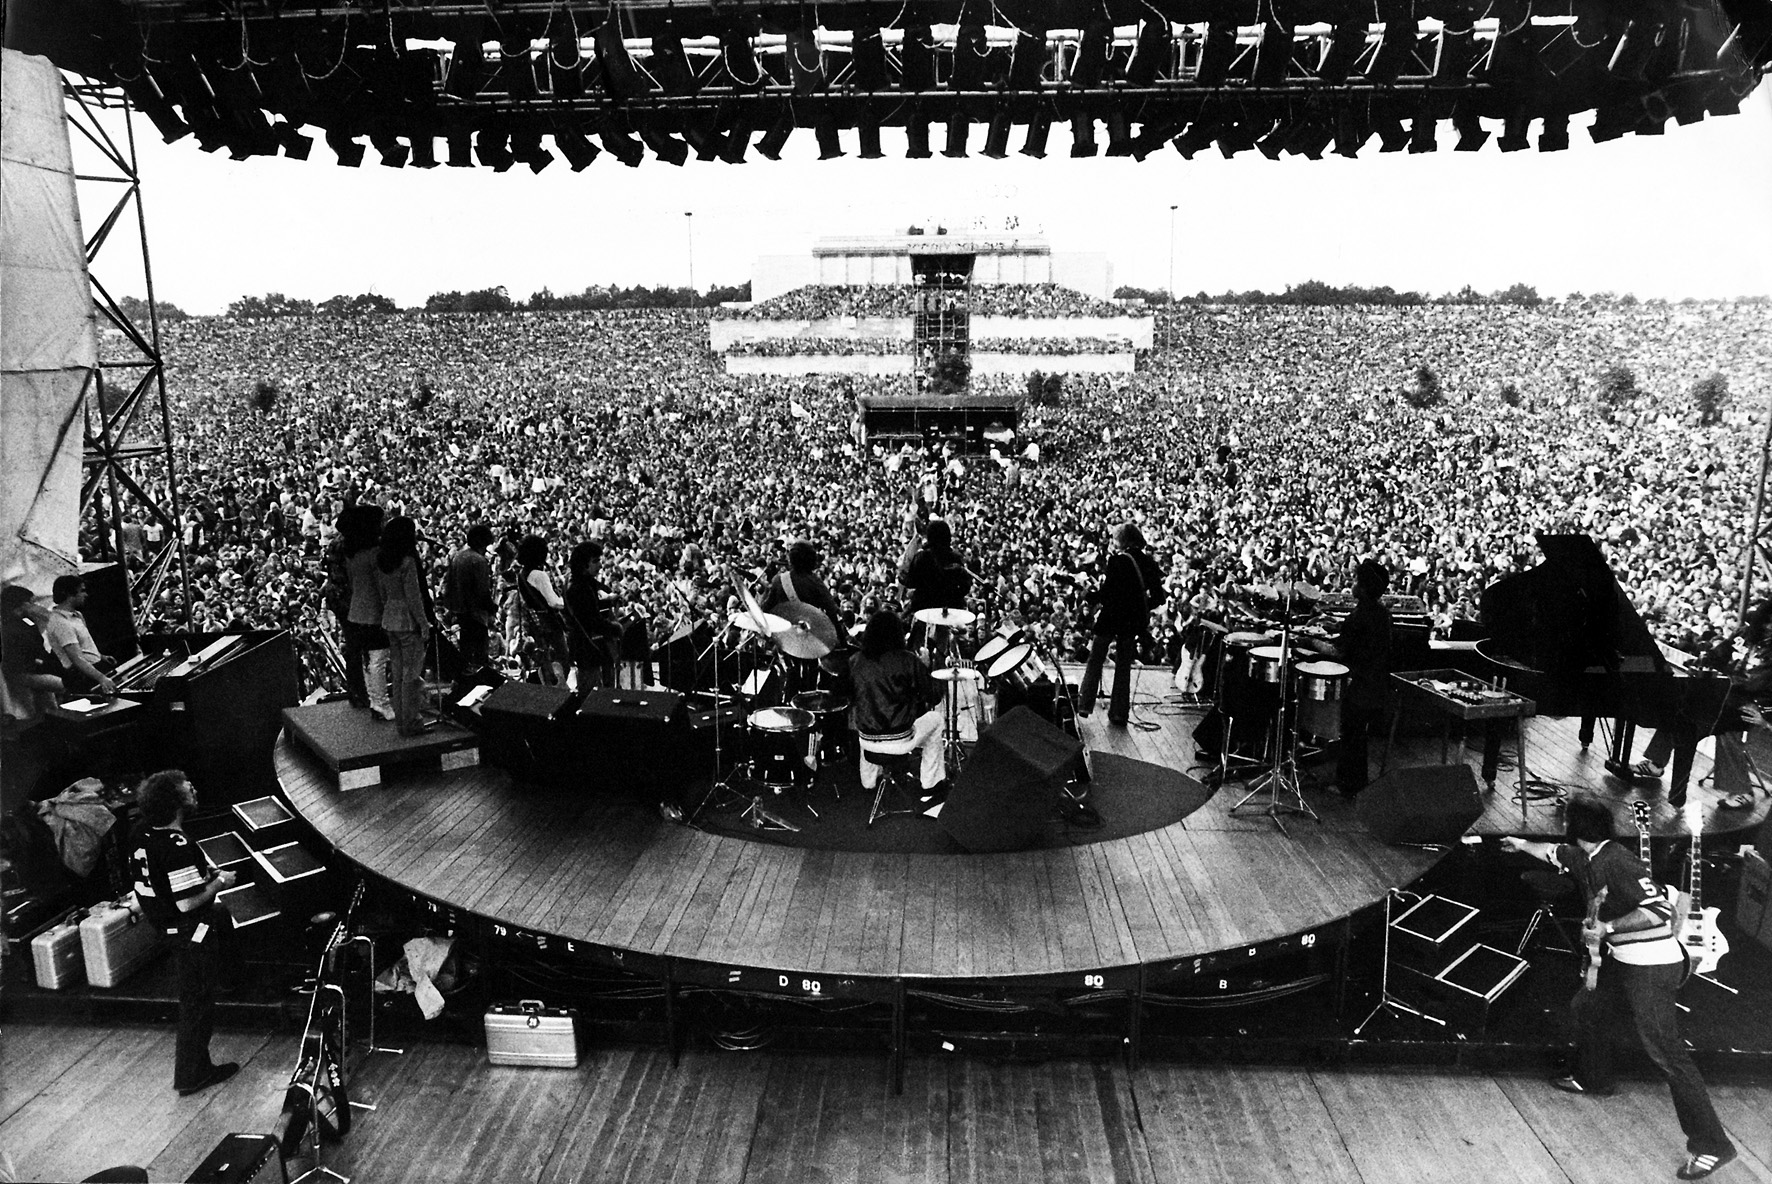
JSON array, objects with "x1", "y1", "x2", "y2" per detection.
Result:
[
  {"x1": 1355, "y1": 764, "x2": 1484, "y2": 845},
  {"x1": 940, "y1": 707, "x2": 1081, "y2": 853}
]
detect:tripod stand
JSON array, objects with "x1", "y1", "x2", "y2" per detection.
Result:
[
  {"x1": 1230, "y1": 513, "x2": 1318, "y2": 831},
  {"x1": 689, "y1": 575, "x2": 799, "y2": 832}
]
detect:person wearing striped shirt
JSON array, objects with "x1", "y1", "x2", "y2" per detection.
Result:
[
  {"x1": 1502, "y1": 795, "x2": 1736, "y2": 1181},
  {"x1": 128, "y1": 770, "x2": 239, "y2": 1098}
]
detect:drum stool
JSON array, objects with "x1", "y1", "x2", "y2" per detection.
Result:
[{"x1": 864, "y1": 749, "x2": 923, "y2": 827}]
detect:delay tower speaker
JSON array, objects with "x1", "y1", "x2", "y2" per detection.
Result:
[
  {"x1": 1355, "y1": 764, "x2": 1484, "y2": 844},
  {"x1": 940, "y1": 707, "x2": 1080, "y2": 852}
]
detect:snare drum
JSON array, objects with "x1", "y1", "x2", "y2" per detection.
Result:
[
  {"x1": 747, "y1": 706, "x2": 814, "y2": 786},
  {"x1": 1293, "y1": 660, "x2": 1349, "y2": 702}
]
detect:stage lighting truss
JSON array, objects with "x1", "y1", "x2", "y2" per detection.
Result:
[{"x1": 100, "y1": 0, "x2": 1772, "y2": 168}]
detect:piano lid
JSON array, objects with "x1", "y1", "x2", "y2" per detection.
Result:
[{"x1": 1477, "y1": 533, "x2": 1664, "y2": 680}]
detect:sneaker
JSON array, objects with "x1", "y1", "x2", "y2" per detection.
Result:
[
  {"x1": 1676, "y1": 1148, "x2": 1737, "y2": 1180},
  {"x1": 176, "y1": 1061, "x2": 239, "y2": 1097},
  {"x1": 1549, "y1": 1074, "x2": 1615, "y2": 1097}
]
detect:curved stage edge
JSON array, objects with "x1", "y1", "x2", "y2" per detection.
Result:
[{"x1": 273, "y1": 727, "x2": 1443, "y2": 992}]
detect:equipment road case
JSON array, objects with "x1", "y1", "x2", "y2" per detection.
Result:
[
  {"x1": 31, "y1": 911, "x2": 86, "y2": 989},
  {"x1": 484, "y1": 999, "x2": 580, "y2": 1068},
  {"x1": 80, "y1": 899, "x2": 161, "y2": 987}
]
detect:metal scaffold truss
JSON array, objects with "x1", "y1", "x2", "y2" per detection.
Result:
[{"x1": 63, "y1": 77, "x2": 190, "y2": 627}]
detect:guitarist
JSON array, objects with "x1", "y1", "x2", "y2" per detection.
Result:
[{"x1": 1501, "y1": 795, "x2": 1736, "y2": 1181}]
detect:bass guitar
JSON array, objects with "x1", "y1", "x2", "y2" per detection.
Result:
[
  {"x1": 1679, "y1": 837, "x2": 1730, "y2": 979},
  {"x1": 1582, "y1": 884, "x2": 1609, "y2": 992}
]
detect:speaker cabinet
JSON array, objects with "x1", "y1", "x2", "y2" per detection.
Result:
[
  {"x1": 1355, "y1": 764, "x2": 1484, "y2": 844},
  {"x1": 941, "y1": 707, "x2": 1081, "y2": 853},
  {"x1": 479, "y1": 683, "x2": 577, "y2": 783}
]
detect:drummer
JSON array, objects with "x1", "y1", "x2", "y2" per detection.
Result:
[
  {"x1": 850, "y1": 611, "x2": 947, "y2": 802},
  {"x1": 1305, "y1": 559, "x2": 1393, "y2": 799}
]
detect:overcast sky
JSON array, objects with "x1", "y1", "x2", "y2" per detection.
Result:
[{"x1": 98, "y1": 79, "x2": 1772, "y2": 314}]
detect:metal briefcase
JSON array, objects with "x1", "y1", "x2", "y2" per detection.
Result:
[
  {"x1": 484, "y1": 999, "x2": 580, "y2": 1068},
  {"x1": 80, "y1": 899, "x2": 161, "y2": 988},
  {"x1": 31, "y1": 912, "x2": 86, "y2": 990}
]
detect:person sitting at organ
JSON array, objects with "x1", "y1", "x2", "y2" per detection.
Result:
[{"x1": 848, "y1": 611, "x2": 946, "y2": 802}]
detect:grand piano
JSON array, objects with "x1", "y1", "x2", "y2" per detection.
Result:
[{"x1": 1474, "y1": 533, "x2": 1732, "y2": 802}]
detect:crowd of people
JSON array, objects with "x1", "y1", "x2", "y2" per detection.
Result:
[
  {"x1": 716, "y1": 282, "x2": 1142, "y2": 321},
  {"x1": 83, "y1": 295, "x2": 1772, "y2": 696},
  {"x1": 724, "y1": 336, "x2": 1132, "y2": 357}
]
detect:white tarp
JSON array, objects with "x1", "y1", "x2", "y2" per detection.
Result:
[{"x1": 0, "y1": 48, "x2": 97, "y2": 594}]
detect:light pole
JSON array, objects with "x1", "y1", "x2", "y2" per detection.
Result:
[
  {"x1": 1167, "y1": 204, "x2": 1178, "y2": 350},
  {"x1": 685, "y1": 211, "x2": 696, "y2": 299}
]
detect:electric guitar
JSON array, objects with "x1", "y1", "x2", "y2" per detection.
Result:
[
  {"x1": 1680, "y1": 838, "x2": 1730, "y2": 978},
  {"x1": 1583, "y1": 884, "x2": 1609, "y2": 992},
  {"x1": 1632, "y1": 800, "x2": 1653, "y2": 866}
]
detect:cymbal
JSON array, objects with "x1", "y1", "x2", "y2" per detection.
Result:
[
  {"x1": 737, "y1": 579, "x2": 770, "y2": 634},
  {"x1": 729, "y1": 609, "x2": 789, "y2": 636},
  {"x1": 933, "y1": 665, "x2": 984, "y2": 682},
  {"x1": 914, "y1": 606, "x2": 977, "y2": 628},
  {"x1": 773, "y1": 601, "x2": 840, "y2": 659}
]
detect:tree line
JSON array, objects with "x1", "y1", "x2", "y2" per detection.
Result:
[{"x1": 1114, "y1": 281, "x2": 1771, "y2": 308}]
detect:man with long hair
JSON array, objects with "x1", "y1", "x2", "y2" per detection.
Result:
[
  {"x1": 849, "y1": 611, "x2": 945, "y2": 799},
  {"x1": 1077, "y1": 522, "x2": 1165, "y2": 726},
  {"x1": 128, "y1": 770, "x2": 238, "y2": 1097},
  {"x1": 1501, "y1": 796, "x2": 1735, "y2": 1181}
]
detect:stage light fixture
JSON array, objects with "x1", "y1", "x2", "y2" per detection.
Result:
[
  {"x1": 513, "y1": 130, "x2": 556, "y2": 172},
  {"x1": 1195, "y1": 24, "x2": 1238, "y2": 87},
  {"x1": 1252, "y1": 22, "x2": 1294, "y2": 87},
  {"x1": 1496, "y1": 113, "x2": 1530, "y2": 152},
  {"x1": 1668, "y1": 86, "x2": 1707, "y2": 126},
  {"x1": 595, "y1": 19, "x2": 647, "y2": 99},
  {"x1": 1636, "y1": 96, "x2": 1669, "y2": 135},
  {"x1": 853, "y1": 29, "x2": 888, "y2": 90},
  {"x1": 1130, "y1": 118, "x2": 1183, "y2": 161},
  {"x1": 272, "y1": 120, "x2": 312, "y2": 160},
  {"x1": 951, "y1": 24, "x2": 990, "y2": 91},
  {"x1": 638, "y1": 128, "x2": 689, "y2": 166},
  {"x1": 1008, "y1": 29, "x2": 1048, "y2": 91},
  {"x1": 944, "y1": 111, "x2": 970, "y2": 157},
  {"x1": 1705, "y1": 84, "x2": 1741, "y2": 118},
  {"x1": 1333, "y1": 110, "x2": 1371, "y2": 157},
  {"x1": 1070, "y1": 20, "x2": 1113, "y2": 87},
  {"x1": 1256, "y1": 118, "x2": 1291, "y2": 159},
  {"x1": 1434, "y1": 26, "x2": 1478, "y2": 86},
  {"x1": 685, "y1": 116, "x2": 726, "y2": 161},
  {"x1": 475, "y1": 128, "x2": 514, "y2": 170},
  {"x1": 981, "y1": 110, "x2": 1012, "y2": 158},
  {"x1": 1104, "y1": 111, "x2": 1133, "y2": 156},
  {"x1": 1020, "y1": 109, "x2": 1053, "y2": 157},
  {"x1": 859, "y1": 121, "x2": 885, "y2": 158},
  {"x1": 1292, "y1": 119, "x2": 1333, "y2": 159},
  {"x1": 447, "y1": 132, "x2": 474, "y2": 167},
  {"x1": 906, "y1": 115, "x2": 933, "y2": 158},
  {"x1": 651, "y1": 34, "x2": 698, "y2": 95},
  {"x1": 817, "y1": 114, "x2": 846, "y2": 160},
  {"x1": 720, "y1": 113, "x2": 753, "y2": 164},
  {"x1": 1374, "y1": 115, "x2": 1409, "y2": 152},
  {"x1": 121, "y1": 70, "x2": 191, "y2": 144},
  {"x1": 1317, "y1": 20, "x2": 1368, "y2": 85},
  {"x1": 597, "y1": 126, "x2": 645, "y2": 167},
  {"x1": 371, "y1": 132, "x2": 409, "y2": 168},
  {"x1": 1215, "y1": 120, "x2": 1258, "y2": 157},
  {"x1": 1452, "y1": 110, "x2": 1488, "y2": 151},
  {"x1": 445, "y1": 35, "x2": 486, "y2": 99},
  {"x1": 1367, "y1": 14, "x2": 1419, "y2": 84},
  {"x1": 1172, "y1": 119, "x2": 1218, "y2": 158},
  {"x1": 1069, "y1": 113, "x2": 1098, "y2": 158},
  {"x1": 325, "y1": 129, "x2": 365, "y2": 167},
  {"x1": 549, "y1": 16, "x2": 585, "y2": 99},
  {"x1": 1125, "y1": 20, "x2": 1172, "y2": 87},
  {"x1": 1537, "y1": 112, "x2": 1569, "y2": 151},
  {"x1": 554, "y1": 126, "x2": 601, "y2": 170},
  {"x1": 902, "y1": 25, "x2": 937, "y2": 91},
  {"x1": 1587, "y1": 101, "x2": 1636, "y2": 143},
  {"x1": 756, "y1": 112, "x2": 794, "y2": 160},
  {"x1": 1408, "y1": 112, "x2": 1437, "y2": 153},
  {"x1": 407, "y1": 136, "x2": 437, "y2": 169}
]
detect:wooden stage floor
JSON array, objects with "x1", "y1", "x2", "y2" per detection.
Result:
[
  {"x1": 4, "y1": 1023, "x2": 1768, "y2": 1184},
  {"x1": 275, "y1": 667, "x2": 1769, "y2": 986}
]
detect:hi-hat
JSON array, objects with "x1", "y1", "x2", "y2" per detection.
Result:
[
  {"x1": 933, "y1": 665, "x2": 984, "y2": 682},
  {"x1": 914, "y1": 606, "x2": 977, "y2": 628},
  {"x1": 730, "y1": 609, "x2": 789, "y2": 636},
  {"x1": 773, "y1": 601, "x2": 839, "y2": 659}
]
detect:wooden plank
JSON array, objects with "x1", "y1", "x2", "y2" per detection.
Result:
[
  {"x1": 1494, "y1": 1073, "x2": 1772, "y2": 1184},
  {"x1": 0, "y1": 1023, "x2": 110, "y2": 1124},
  {"x1": 1310, "y1": 1067, "x2": 1570, "y2": 1184},
  {"x1": 1138, "y1": 1062, "x2": 1362, "y2": 1184}
]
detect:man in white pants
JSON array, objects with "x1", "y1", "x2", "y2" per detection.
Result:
[{"x1": 849, "y1": 611, "x2": 946, "y2": 799}]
